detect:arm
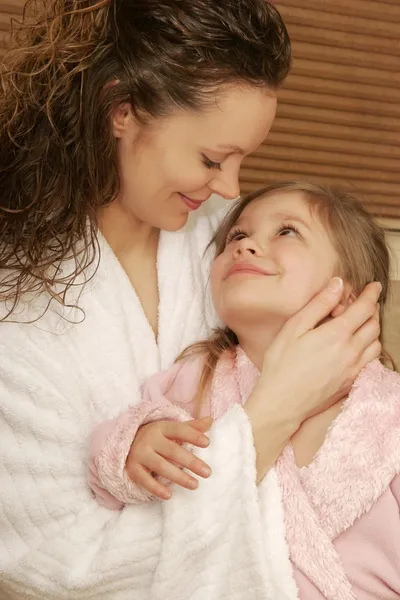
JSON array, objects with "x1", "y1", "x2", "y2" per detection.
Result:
[
  {"x1": 245, "y1": 279, "x2": 381, "y2": 482},
  {"x1": 88, "y1": 358, "x2": 210, "y2": 506}
]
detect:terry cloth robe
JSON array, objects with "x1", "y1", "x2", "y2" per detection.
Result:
[
  {"x1": 0, "y1": 197, "x2": 295, "y2": 600},
  {"x1": 91, "y1": 348, "x2": 400, "y2": 600}
]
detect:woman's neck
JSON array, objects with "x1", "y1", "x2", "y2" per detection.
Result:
[
  {"x1": 98, "y1": 199, "x2": 160, "y2": 336},
  {"x1": 99, "y1": 199, "x2": 159, "y2": 260}
]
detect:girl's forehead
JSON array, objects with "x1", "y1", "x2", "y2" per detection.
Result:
[{"x1": 238, "y1": 191, "x2": 312, "y2": 222}]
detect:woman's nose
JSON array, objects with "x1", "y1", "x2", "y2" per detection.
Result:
[{"x1": 209, "y1": 170, "x2": 240, "y2": 201}]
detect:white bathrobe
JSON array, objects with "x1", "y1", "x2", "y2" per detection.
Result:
[{"x1": 0, "y1": 197, "x2": 296, "y2": 600}]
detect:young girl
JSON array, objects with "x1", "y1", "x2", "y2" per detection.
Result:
[{"x1": 88, "y1": 181, "x2": 399, "y2": 600}]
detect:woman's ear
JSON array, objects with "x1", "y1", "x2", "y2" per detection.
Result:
[{"x1": 112, "y1": 102, "x2": 135, "y2": 139}]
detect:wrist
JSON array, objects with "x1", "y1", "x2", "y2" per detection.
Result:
[
  {"x1": 245, "y1": 384, "x2": 301, "y2": 436},
  {"x1": 244, "y1": 388, "x2": 301, "y2": 482}
]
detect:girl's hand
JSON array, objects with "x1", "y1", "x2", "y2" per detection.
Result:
[
  {"x1": 126, "y1": 417, "x2": 213, "y2": 500},
  {"x1": 245, "y1": 278, "x2": 381, "y2": 481}
]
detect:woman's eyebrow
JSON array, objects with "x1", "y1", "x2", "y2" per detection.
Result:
[{"x1": 216, "y1": 144, "x2": 245, "y2": 155}]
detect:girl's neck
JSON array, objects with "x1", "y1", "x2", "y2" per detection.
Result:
[{"x1": 237, "y1": 320, "x2": 286, "y2": 371}]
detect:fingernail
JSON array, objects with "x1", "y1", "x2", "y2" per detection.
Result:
[
  {"x1": 327, "y1": 277, "x2": 343, "y2": 293},
  {"x1": 162, "y1": 490, "x2": 172, "y2": 500},
  {"x1": 200, "y1": 465, "x2": 212, "y2": 477},
  {"x1": 189, "y1": 479, "x2": 198, "y2": 489},
  {"x1": 376, "y1": 282, "x2": 382, "y2": 294},
  {"x1": 199, "y1": 435, "x2": 210, "y2": 446}
]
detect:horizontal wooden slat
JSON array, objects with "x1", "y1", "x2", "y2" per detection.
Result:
[
  {"x1": 291, "y1": 40, "x2": 399, "y2": 72},
  {"x1": 239, "y1": 180, "x2": 400, "y2": 208},
  {"x1": 0, "y1": 11, "x2": 14, "y2": 30},
  {"x1": 272, "y1": 117, "x2": 400, "y2": 146},
  {"x1": 277, "y1": 102, "x2": 399, "y2": 133},
  {"x1": 244, "y1": 156, "x2": 400, "y2": 183},
  {"x1": 277, "y1": 5, "x2": 400, "y2": 39},
  {"x1": 239, "y1": 182, "x2": 400, "y2": 218},
  {"x1": 286, "y1": 74, "x2": 400, "y2": 104},
  {"x1": 285, "y1": 23, "x2": 400, "y2": 57},
  {"x1": 0, "y1": 1, "x2": 25, "y2": 11},
  {"x1": 278, "y1": 88, "x2": 400, "y2": 120},
  {"x1": 293, "y1": 58, "x2": 400, "y2": 89},
  {"x1": 266, "y1": 131, "x2": 400, "y2": 160},
  {"x1": 277, "y1": 0, "x2": 400, "y2": 22},
  {"x1": 252, "y1": 145, "x2": 399, "y2": 173},
  {"x1": 240, "y1": 167, "x2": 399, "y2": 197}
]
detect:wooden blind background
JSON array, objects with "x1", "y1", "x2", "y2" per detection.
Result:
[
  {"x1": 0, "y1": 1, "x2": 23, "y2": 57},
  {"x1": 240, "y1": 0, "x2": 400, "y2": 218}
]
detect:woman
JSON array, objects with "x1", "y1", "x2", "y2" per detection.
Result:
[{"x1": 0, "y1": 1, "x2": 380, "y2": 599}]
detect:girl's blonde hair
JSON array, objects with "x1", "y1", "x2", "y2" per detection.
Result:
[{"x1": 177, "y1": 181, "x2": 393, "y2": 411}]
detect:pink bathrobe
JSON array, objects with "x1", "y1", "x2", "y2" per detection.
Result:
[{"x1": 89, "y1": 348, "x2": 400, "y2": 600}]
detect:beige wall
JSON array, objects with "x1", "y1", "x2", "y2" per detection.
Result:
[
  {"x1": 385, "y1": 280, "x2": 400, "y2": 368},
  {"x1": 384, "y1": 226, "x2": 400, "y2": 367}
]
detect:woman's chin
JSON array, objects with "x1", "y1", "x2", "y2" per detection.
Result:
[{"x1": 156, "y1": 210, "x2": 190, "y2": 232}]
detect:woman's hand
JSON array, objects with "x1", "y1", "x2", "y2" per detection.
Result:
[
  {"x1": 126, "y1": 417, "x2": 213, "y2": 500},
  {"x1": 244, "y1": 278, "x2": 381, "y2": 482}
]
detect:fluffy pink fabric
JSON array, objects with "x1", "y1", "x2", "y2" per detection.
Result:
[{"x1": 276, "y1": 360, "x2": 400, "y2": 600}]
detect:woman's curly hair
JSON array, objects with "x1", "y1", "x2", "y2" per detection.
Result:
[{"x1": 0, "y1": 0, "x2": 291, "y2": 319}]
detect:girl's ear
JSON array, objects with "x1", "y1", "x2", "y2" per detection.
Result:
[{"x1": 330, "y1": 282, "x2": 355, "y2": 318}]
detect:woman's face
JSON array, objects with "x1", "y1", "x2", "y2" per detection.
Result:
[{"x1": 112, "y1": 86, "x2": 277, "y2": 231}]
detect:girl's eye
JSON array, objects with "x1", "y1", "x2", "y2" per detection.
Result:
[
  {"x1": 277, "y1": 224, "x2": 301, "y2": 238},
  {"x1": 202, "y1": 154, "x2": 222, "y2": 171},
  {"x1": 225, "y1": 228, "x2": 247, "y2": 244}
]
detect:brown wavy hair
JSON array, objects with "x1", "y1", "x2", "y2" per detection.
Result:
[
  {"x1": 177, "y1": 181, "x2": 394, "y2": 412},
  {"x1": 0, "y1": 0, "x2": 291, "y2": 320}
]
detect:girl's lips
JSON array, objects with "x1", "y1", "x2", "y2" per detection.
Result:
[
  {"x1": 225, "y1": 262, "x2": 277, "y2": 278},
  {"x1": 179, "y1": 193, "x2": 207, "y2": 211}
]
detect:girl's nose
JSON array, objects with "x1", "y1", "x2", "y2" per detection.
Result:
[{"x1": 233, "y1": 237, "x2": 263, "y2": 258}]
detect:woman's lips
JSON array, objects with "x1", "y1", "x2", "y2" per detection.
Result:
[
  {"x1": 179, "y1": 193, "x2": 207, "y2": 211},
  {"x1": 225, "y1": 262, "x2": 277, "y2": 279}
]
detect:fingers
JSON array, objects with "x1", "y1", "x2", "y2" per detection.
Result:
[
  {"x1": 163, "y1": 420, "x2": 211, "y2": 447},
  {"x1": 335, "y1": 282, "x2": 381, "y2": 336},
  {"x1": 330, "y1": 303, "x2": 347, "y2": 318},
  {"x1": 130, "y1": 464, "x2": 172, "y2": 500},
  {"x1": 145, "y1": 451, "x2": 202, "y2": 490},
  {"x1": 284, "y1": 277, "x2": 344, "y2": 337},
  {"x1": 187, "y1": 416, "x2": 213, "y2": 433},
  {"x1": 354, "y1": 340, "x2": 382, "y2": 374},
  {"x1": 352, "y1": 313, "x2": 381, "y2": 354},
  {"x1": 160, "y1": 438, "x2": 212, "y2": 479}
]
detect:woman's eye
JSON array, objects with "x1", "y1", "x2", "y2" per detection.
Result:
[{"x1": 202, "y1": 154, "x2": 221, "y2": 171}]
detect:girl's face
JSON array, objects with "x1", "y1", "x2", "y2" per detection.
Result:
[
  {"x1": 111, "y1": 86, "x2": 277, "y2": 231},
  {"x1": 211, "y1": 191, "x2": 341, "y2": 334}
]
